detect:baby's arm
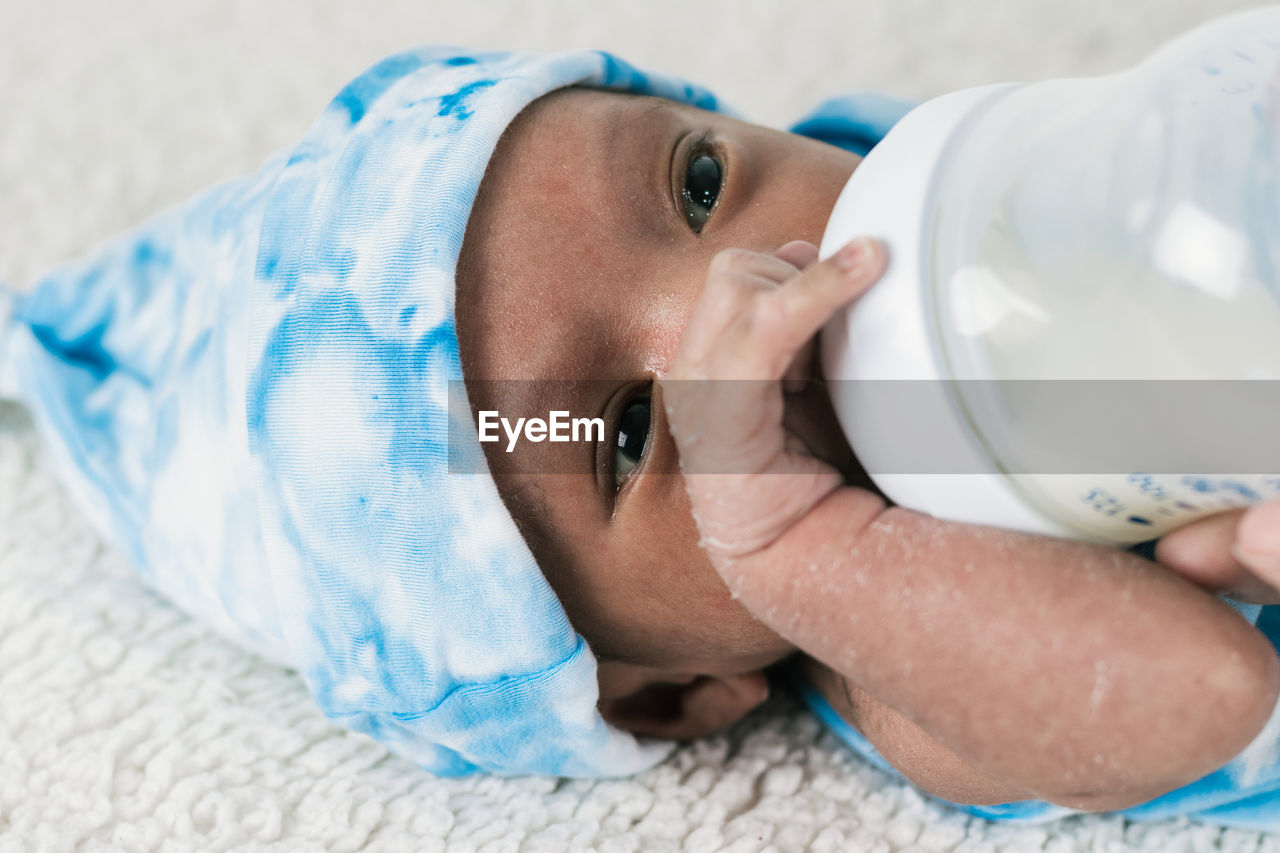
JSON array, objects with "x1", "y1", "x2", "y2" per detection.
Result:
[
  {"x1": 771, "y1": 499, "x2": 1275, "y2": 810},
  {"x1": 799, "y1": 654, "x2": 1033, "y2": 806},
  {"x1": 662, "y1": 239, "x2": 1280, "y2": 810}
]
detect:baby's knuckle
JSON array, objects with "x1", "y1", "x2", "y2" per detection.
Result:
[
  {"x1": 747, "y1": 294, "x2": 788, "y2": 337},
  {"x1": 710, "y1": 247, "x2": 756, "y2": 276},
  {"x1": 715, "y1": 284, "x2": 767, "y2": 323},
  {"x1": 758, "y1": 283, "x2": 791, "y2": 312}
]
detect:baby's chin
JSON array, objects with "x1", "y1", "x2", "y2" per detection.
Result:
[{"x1": 784, "y1": 381, "x2": 888, "y2": 502}]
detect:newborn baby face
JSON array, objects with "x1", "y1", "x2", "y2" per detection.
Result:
[{"x1": 456, "y1": 86, "x2": 873, "y2": 692}]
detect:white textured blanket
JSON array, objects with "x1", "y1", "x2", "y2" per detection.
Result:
[{"x1": 2, "y1": 1, "x2": 1277, "y2": 850}]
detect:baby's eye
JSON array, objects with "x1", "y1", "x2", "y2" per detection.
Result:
[
  {"x1": 613, "y1": 391, "x2": 652, "y2": 489},
  {"x1": 682, "y1": 144, "x2": 723, "y2": 234}
]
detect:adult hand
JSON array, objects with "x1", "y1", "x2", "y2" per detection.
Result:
[{"x1": 1155, "y1": 499, "x2": 1280, "y2": 604}]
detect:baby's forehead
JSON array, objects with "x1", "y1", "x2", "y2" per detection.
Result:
[
  {"x1": 462, "y1": 88, "x2": 679, "y2": 298},
  {"x1": 508, "y1": 85, "x2": 711, "y2": 149},
  {"x1": 556, "y1": 84, "x2": 684, "y2": 110},
  {"x1": 458, "y1": 83, "x2": 766, "y2": 386}
]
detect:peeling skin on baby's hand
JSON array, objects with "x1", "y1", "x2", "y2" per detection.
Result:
[{"x1": 661, "y1": 237, "x2": 885, "y2": 566}]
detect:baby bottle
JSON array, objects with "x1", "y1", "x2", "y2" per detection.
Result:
[{"x1": 820, "y1": 6, "x2": 1280, "y2": 545}]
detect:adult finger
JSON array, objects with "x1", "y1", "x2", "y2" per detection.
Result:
[
  {"x1": 1234, "y1": 499, "x2": 1280, "y2": 591},
  {"x1": 1156, "y1": 509, "x2": 1280, "y2": 604}
]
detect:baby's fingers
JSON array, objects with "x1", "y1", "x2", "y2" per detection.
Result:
[
  {"x1": 662, "y1": 237, "x2": 886, "y2": 561},
  {"x1": 774, "y1": 237, "x2": 884, "y2": 350},
  {"x1": 773, "y1": 239, "x2": 820, "y2": 271},
  {"x1": 669, "y1": 238, "x2": 885, "y2": 382},
  {"x1": 742, "y1": 238, "x2": 884, "y2": 379}
]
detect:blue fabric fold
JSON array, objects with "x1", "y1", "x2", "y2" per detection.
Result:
[
  {"x1": 790, "y1": 91, "x2": 922, "y2": 157},
  {"x1": 0, "y1": 47, "x2": 734, "y2": 778}
]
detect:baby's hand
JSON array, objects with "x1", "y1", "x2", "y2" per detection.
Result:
[
  {"x1": 1156, "y1": 499, "x2": 1280, "y2": 604},
  {"x1": 660, "y1": 237, "x2": 885, "y2": 565},
  {"x1": 664, "y1": 240, "x2": 1280, "y2": 808}
]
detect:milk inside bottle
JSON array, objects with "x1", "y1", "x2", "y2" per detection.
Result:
[{"x1": 820, "y1": 7, "x2": 1280, "y2": 545}]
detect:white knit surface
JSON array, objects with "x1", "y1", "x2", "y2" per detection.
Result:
[{"x1": 2, "y1": 1, "x2": 1279, "y2": 850}]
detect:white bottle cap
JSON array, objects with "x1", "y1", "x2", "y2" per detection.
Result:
[{"x1": 819, "y1": 82, "x2": 1079, "y2": 539}]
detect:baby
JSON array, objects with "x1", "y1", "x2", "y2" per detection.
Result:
[
  {"x1": 455, "y1": 83, "x2": 1280, "y2": 818},
  {"x1": 5, "y1": 45, "x2": 1280, "y2": 827}
]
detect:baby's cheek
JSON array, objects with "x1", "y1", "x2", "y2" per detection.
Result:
[
  {"x1": 704, "y1": 576, "x2": 750, "y2": 616},
  {"x1": 683, "y1": 542, "x2": 754, "y2": 619},
  {"x1": 634, "y1": 478, "x2": 724, "y2": 588},
  {"x1": 640, "y1": 291, "x2": 699, "y2": 377}
]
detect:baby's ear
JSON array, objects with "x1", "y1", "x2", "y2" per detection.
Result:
[{"x1": 597, "y1": 668, "x2": 770, "y2": 741}]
